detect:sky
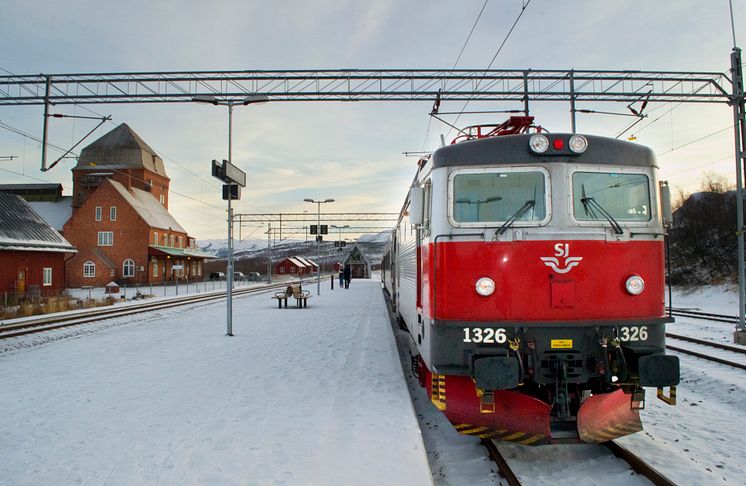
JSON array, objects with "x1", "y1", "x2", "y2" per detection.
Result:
[{"x1": 1, "y1": 0, "x2": 744, "y2": 239}]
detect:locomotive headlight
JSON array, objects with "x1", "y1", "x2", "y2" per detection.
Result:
[
  {"x1": 625, "y1": 275, "x2": 645, "y2": 295},
  {"x1": 475, "y1": 277, "x2": 496, "y2": 297},
  {"x1": 529, "y1": 134, "x2": 549, "y2": 153},
  {"x1": 568, "y1": 135, "x2": 588, "y2": 153}
]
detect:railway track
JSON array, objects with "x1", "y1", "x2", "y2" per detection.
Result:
[
  {"x1": 666, "y1": 308, "x2": 746, "y2": 370},
  {"x1": 666, "y1": 332, "x2": 746, "y2": 371},
  {"x1": 0, "y1": 281, "x2": 297, "y2": 339},
  {"x1": 482, "y1": 439, "x2": 677, "y2": 485},
  {"x1": 670, "y1": 308, "x2": 737, "y2": 324}
]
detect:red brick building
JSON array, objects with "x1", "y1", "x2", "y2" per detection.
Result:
[
  {"x1": 63, "y1": 123, "x2": 213, "y2": 287},
  {"x1": 0, "y1": 192, "x2": 76, "y2": 298}
]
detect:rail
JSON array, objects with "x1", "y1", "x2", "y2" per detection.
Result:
[
  {"x1": 482, "y1": 439, "x2": 678, "y2": 485},
  {"x1": 0, "y1": 281, "x2": 300, "y2": 339}
]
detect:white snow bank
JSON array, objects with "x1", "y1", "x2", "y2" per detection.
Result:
[{"x1": 0, "y1": 279, "x2": 432, "y2": 485}]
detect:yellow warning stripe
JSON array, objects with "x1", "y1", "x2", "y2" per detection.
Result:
[
  {"x1": 519, "y1": 435, "x2": 544, "y2": 445},
  {"x1": 455, "y1": 425, "x2": 546, "y2": 444},
  {"x1": 583, "y1": 424, "x2": 642, "y2": 443},
  {"x1": 431, "y1": 374, "x2": 446, "y2": 411},
  {"x1": 502, "y1": 432, "x2": 526, "y2": 441}
]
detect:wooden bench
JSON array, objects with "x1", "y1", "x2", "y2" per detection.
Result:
[
  {"x1": 271, "y1": 285, "x2": 311, "y2": 308},
  {"x1": 291, "y1": 285, "x2": 311, "y2": 308}
]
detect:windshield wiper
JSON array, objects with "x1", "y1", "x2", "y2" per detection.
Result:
[
  {"x1": 580, "y1": 184, "x2": 623, "y2": 235},
  {"x1": 497, "y1": 200, "x2": 535, "y2": 236}
]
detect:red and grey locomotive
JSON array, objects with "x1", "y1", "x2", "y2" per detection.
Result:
[{"x1": 382, "y1": 117, "x2": 679, "y2": 445}]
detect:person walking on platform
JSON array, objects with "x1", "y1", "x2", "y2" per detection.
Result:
[
  {"x1": 338, "y1": 268, "x2": 344, "y2": 288},
  {"x1": 343, "y1": 264, "x2": 351, "y2": 289}
]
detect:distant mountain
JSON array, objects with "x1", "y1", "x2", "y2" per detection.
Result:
[
  {"x1": 357, "y1": 230, "x2": 392, "y2": 243},
  {"x1": 200, "y1": 232, "x2": 389, "y2": 276}
]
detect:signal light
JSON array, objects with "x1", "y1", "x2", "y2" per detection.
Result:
[
  {"x1": 553, "y1": 139, "x2": 565, "y2": 150},
  {"x1": 529, "y1": 134, "x2": 549, "y2": 153},
  {"x1": 569, "y1": 135, "x2": 588, "y2": 153}
]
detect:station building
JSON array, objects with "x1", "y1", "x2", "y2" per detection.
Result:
[
  {"x1": 344, "y1": 245, "x2": 372, "y2": 279},
  {"x1": 0, "y1": 192, "x2": 76, "y2": 298},
  {"x1": 63, "y1": 123, "x2": 213, "y2": 287}
]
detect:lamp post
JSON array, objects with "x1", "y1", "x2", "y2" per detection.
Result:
[
  {"x1": 331, "y1": 224, "x2": 349, "y2": 250},
  {"x1": 304, "y1": 198, "x2": 335, "y2": 295},
  {"x1": 194, "y1": 94, "x2": 268, "y2": 336}
]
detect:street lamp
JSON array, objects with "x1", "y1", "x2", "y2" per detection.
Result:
[
  {"x1": 194, "y1": 94, "x2": 269, "y2": 337},
  {"x1": 304, "y1": 198, "x2": 335, "y2": 295},
  {"x1": 331, "y1": 224, "x2": 349, "y2": 250}
]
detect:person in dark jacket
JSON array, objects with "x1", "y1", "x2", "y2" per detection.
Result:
[
  {"x1": 338, "y1": 268, "x2": 344, "y2": 287},
  {"x1": 343, "y1": 264, "x2": 351, "y2": 289}
]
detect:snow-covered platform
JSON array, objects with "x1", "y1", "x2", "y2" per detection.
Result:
[{"x1": 0, "y1": 279, "x2": 433, "y2": 485}]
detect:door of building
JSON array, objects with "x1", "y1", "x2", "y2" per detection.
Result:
[{"x1": 17, "y1": 267, "x2": 26, "y2": 294}]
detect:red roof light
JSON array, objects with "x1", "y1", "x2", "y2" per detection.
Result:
[{"x1": 553, "y1": 138, "x2": 565, "y2": 150}]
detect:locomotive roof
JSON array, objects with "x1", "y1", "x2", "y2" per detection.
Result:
[{"x1": 430, "y1": 133, "x2": 657, "y2": 169}]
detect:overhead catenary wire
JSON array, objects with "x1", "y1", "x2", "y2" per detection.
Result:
[
  {"x1": 420, "y1": 0, "x2": 489, "y2": 152},
  {"x1": 445, "y1": 0, "x2": 533, "y2": 140}
]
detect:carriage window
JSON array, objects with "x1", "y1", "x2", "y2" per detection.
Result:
[
  {"x1": 572, "y1": 172, "x2": 651, "y2": 222},
  {"x1": 453, "y1": 171, "x2": 546, "y2": 223}
]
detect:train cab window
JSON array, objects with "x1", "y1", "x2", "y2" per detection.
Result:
[
  {"x1": 452, "y1": 169, "x2": 547, "y2": 224},
  {"x1": 572, "y1": 172, "x2": 651, "y2": 222}
]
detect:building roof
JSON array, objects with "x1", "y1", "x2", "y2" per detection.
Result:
[
  {"x1": 75, "y1": 123, "x2": 168, "y2": 177},
  {"x1": 295, "y1": 256, "x2": 316, "y2": 267},
  {"x1": 149, "y1": 245, "x2": 216, "y2": 259},
  {"x1": 0, "y1": 183, "x2": 63, "y2": 195},
  {"x1": 344, "y1": 245, "x2": 370, "y2": 264},
  {"x1": 288, "y1": 257, "x2": 308, "y2": 268},
  {"x1": 0, "y1": 192, "x2": 76, "y2": 253},
  {"x1": 108, "y1": 179, "x2": 186, "y2": 233},
  {"x1": 28, "y1": 197, "x2": 73, "y2": 231}
]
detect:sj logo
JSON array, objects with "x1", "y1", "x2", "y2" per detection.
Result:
[{"x1": 540, "y1": 243, "x2": 583, "y2": 274}]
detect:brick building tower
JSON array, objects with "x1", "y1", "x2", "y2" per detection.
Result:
[{"x1": 64, "y1": 123, "x2": 212, "y2": 287}]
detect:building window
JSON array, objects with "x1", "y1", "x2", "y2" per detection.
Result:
[
  {"x1": 178, "y1": 236, "x2": 183, "y2": 248},
  {"x1": 95, "y1": 206, "x2": 102, "y2": 221},
  {"x1": 280, "y1": 267, "x2": 286, "y2": 274},
  {"x1": 153, "y1": 260, "x2": 159, "y2": 277},
  {"x1": 110, "y1": 206, "x2": 117, "y2": 221},
  {"x1": 153, "y1": 232, "x2": 159, "y2": 245},
  {"x1": 160, "y1": 194, "x2": 165, "y2": 205},
  {"x1": 162, "y1": 234, "x2": 168, "y2": 246},
  {"x1": 98, "y1": 231, "x2": 113, "y2": 246},
  {"x1": 123, "y1": 259, "x2": 135, "y2": 277},
  {"x1": 170, "y1": 235, "x2": 175, "y2": 247},
  {"x1": 84, "y1": 261, "x2": 95, "y2": 278},
  {"x1": 43, "y1": 268, "x2": 52, "y2": 286}
]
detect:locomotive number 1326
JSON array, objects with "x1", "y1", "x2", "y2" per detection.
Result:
[{"x1": 463, "y1": 327, "x2": 508, "y2": 344}]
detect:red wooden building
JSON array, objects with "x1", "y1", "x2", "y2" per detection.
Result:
[
  {"x1": 275, "y1": 257, "x2": 311, "y2": 276},
  {"x1": 0, "y1": 192, "x2": 76, "y2": 298},
  {"x1": 63, "y1": 123, "x2": 213, "y2": 287}
]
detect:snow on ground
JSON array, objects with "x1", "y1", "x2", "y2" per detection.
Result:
[
  {"x1": 2, "y1": 283, "x2": 745, "y2": 486},
  {"x1": 0, "y1": 279, "x2": 432, "y2": 486}
]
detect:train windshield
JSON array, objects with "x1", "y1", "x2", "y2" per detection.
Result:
[
  {"x1": 452, "y1": 170, "x2": 546, "y2": 223},
  {"x1": 572, "y1": 172, "x2": 651, "y2": 222}
]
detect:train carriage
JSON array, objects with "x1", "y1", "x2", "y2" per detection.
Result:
[{"x1": 383, "y1": 117, "x2": 680, "y2": 445}]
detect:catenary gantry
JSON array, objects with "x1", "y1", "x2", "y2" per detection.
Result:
[{"x1": 0, "y1": 69, "x2": 732, "y2": 105}]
